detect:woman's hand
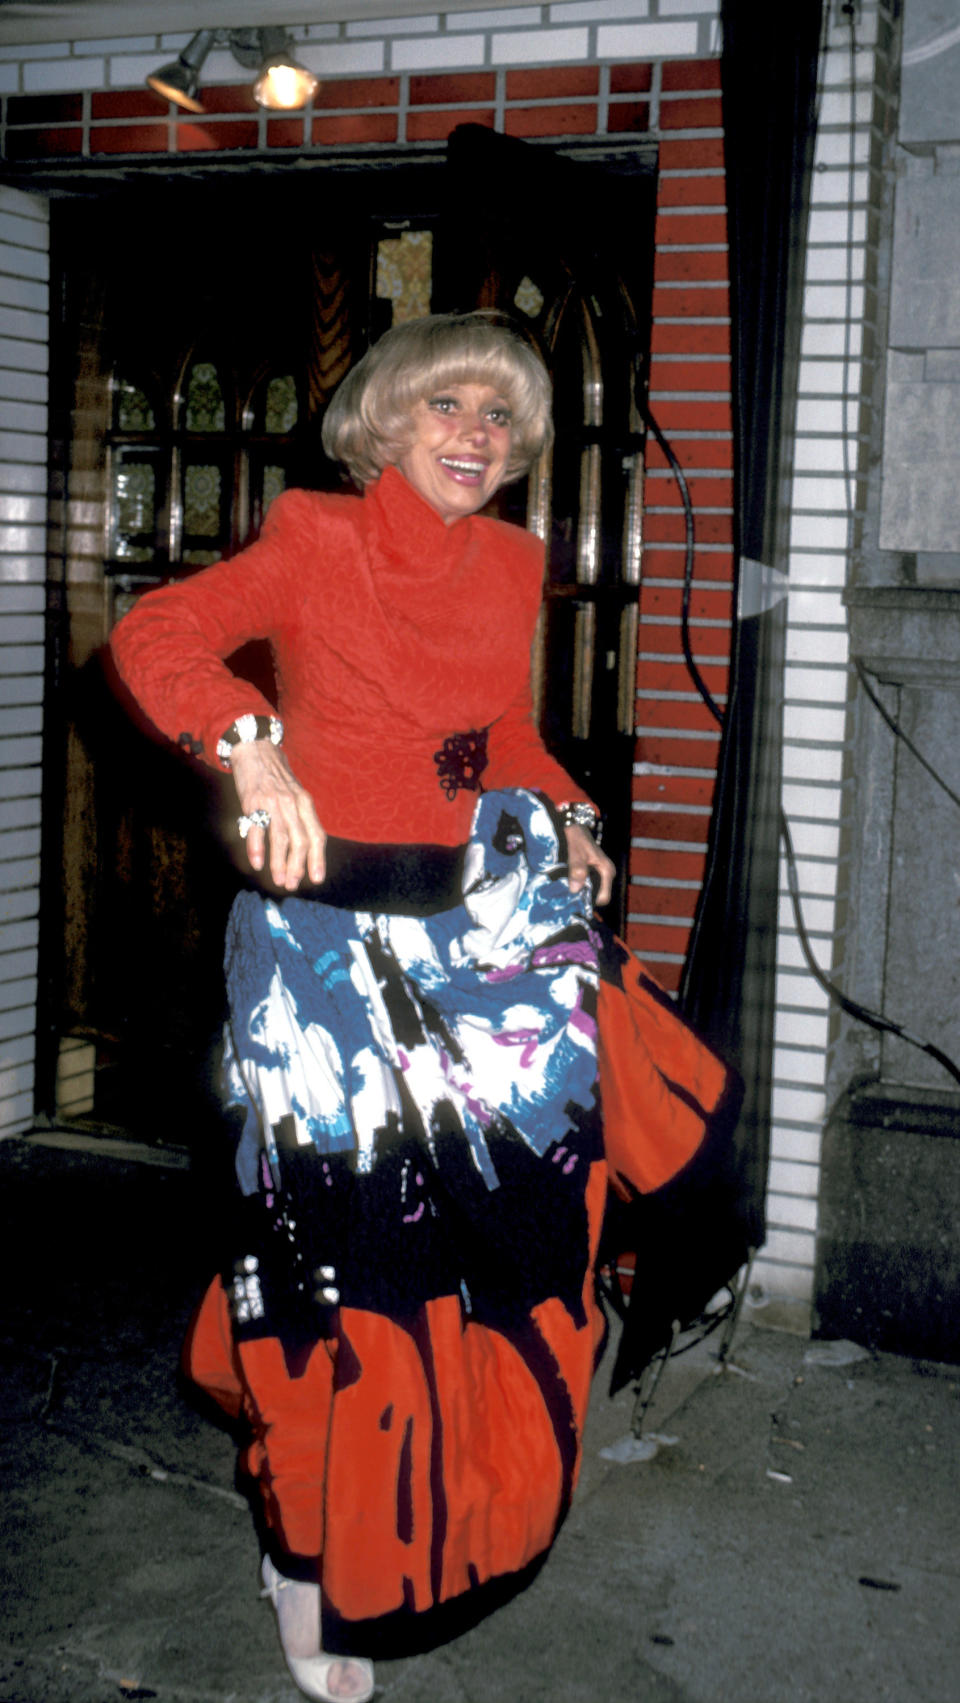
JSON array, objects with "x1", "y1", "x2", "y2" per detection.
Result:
[
  {"x1": 228, "y1": 741, "x2": 326, "y2": 892},
  {"x1": 564, "y1": 823, "x2": 615, "y2": 908}
]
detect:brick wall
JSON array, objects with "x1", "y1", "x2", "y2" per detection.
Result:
[
  {"x1": 0, "y1": 11, "x2": 733, "y2": 1003},
  {"x1": 2, "y1": 1, "x2": 874, "y2": 1330}
]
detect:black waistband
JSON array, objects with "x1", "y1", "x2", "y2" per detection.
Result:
[{"x1": 293, "y1": 837, "x2": 466, "y2": 916}]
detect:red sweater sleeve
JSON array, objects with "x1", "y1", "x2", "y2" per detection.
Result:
[
  {"x1": 110, "y1": 489, "x2": 315, "y2": 767},
  {"x1": 484, "y1": 676, "x2": 595, "y2": 810}
]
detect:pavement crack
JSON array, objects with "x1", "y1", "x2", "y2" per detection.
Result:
[{"x1": 46, "y1": 1423, "x2": 248, "y2": 1510}]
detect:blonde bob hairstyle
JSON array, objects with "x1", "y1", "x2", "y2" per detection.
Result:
[{"x1": 321, "y1": 311, "x2": 553, "y2": 488}]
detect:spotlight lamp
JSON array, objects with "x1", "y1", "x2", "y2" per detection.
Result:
[{"x1": 146, "y1": 27, "x2": 319, "y2": 115}]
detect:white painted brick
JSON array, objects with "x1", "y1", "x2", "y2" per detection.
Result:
[
  {"x1": 0, "y1": 742, "x2": 41, "y2": 776},
  {"x1": 0, "y1": 826, "x2": 40, "y2": 861},
  {"x1": 779, "y1": 855, "x2": 842, "y2": 901},
  {"x1": 159, "y1": 35, "x2": 195, "y2": 51},
  {"x1": 0, "y1": 614, "x2": 42, "y2": 646},
  {"x1": 801, "y1": 321, "x2": 863, "y2": 359},
  {"x1": 0, "y1": 557, "x2": 44, "y2": 585},
  {"x1": 781, "y1": 780, "x2": 844, "y2": 821},
  {"x1": 0, "y1": 705, "x2": 42, "y2": 738},
  {"x1": 0, "y1": 44, "x2": 63, "y2": 61},
  {"x1": 0, "y1": 493, "x2": 45, "y2": 524},
  {"x1": 549, "y1": 0, "x2": 649, "y2": 22},
  {"x1": 0, "y1": 855, "x2": 40, "y2": 890},
  {"x1": 774, "y1": 1008, "x2": 830, "y2": 1051},
  {"x1": 808, "y1": 208, "x2": 868, "y2": 244},
  {"x1": 761, "y1": 1225, "x2": 817, "y2": 1266},
  {"x1": 0, "y1": 585, "x2": 42, "y2": 616},
  {"x1": 814, "y1": 128, "x2": 872, "y2": 170},
  {"x1": 0, "y1": 918, "x2": 38, "y2": 956},
  {"x1": 0, "y1": 796, "x2": 40, "y2": 828},
  {"x1": 23, "y1": 57, "x2": 106, "y2": 93},
  {"x1": 805, "y1": 245, "x2": 867, "y2": 286},
  {"x1": 0, "y1": 944, "x2": 37, "y2": 978},
  {"x1": 0, "y1": 433, "x2": 47, "y2": 466},
  {"x1": 804, "y1": 283, "x2": 866, "y2": 321},
  {"x1": 0, "y1": 339, "x2": 48, "y2": 375},
  {"x1": 773, "y1": 1043, "x2": 829, "y2": 1087},
  {"x1": 659, "y1": 0, "x2": 719, "y2": 11},
  {"x1": 787, "y1": 586, "x2": 846, "y2": 624},
  {"x1": 0, "y1": 1090, "x2": 33, "y2": 1135},
  {"x1": 0, "y1": 1060, "x2": 34, "y2": 1102},
  {"x1": 794, "y1": 438, "x2": 856, "y2": 475},
  {"x1": 791, "y1": 475, "x2": 851, "y2": 511},
  {"x1": 490, "y1": 26, "x2": 587, "y2": 62},
  {"x1": 0, "y1": 1007, "x2": 34, "y2": 1044},
  {"x1": 0, "y1": 890, "x2": 40, "y2": 926},
  {"x1": 818, "y1": 89, "x2": 874, "y2": 128},
  {"x1": 782, "y1": 746, "x2": 844, "y2": 787},
  {"x1": 0, "y1": 373, "x2": 46, "y2": 407},
  {"x1": 782, "y1": 704, "x2": 847, "y2": 743},
  {"x1": 0, "y1": 465, "x2": 47, "y2": 496},
  {"x1": 786, "y1": 628, "x2": 849, "y2": 666},
  {"x1": 0, "y1": 65, "x2": 18, "y2": 94},
  {"x1": 0, "y1": 523, "x2": 45, "y2": 555},
  {"x1": 76, "y1": 36, "x2": 158, "y2": 54},
  {"x1": 0, "y1": 398, "x2": 46, "y2": 435},
  {"x1": 783, "y1": 665, "x2": 849, "y2": 707},
  {"x1": 788, "y1": 513, "x2": 850, "y2": 551},
  {"x1": 0, "y1": 648, "x2": 43, "y2": 677},
  {"x1": 0, "y1": 975, "x2": 37, "y2": 1012},
  {"x1": 299, "y1": 25, "x2": 343, "y2": 42},
  {"x1": 770, "y1": 1123, "x2": 823, "y2": 1164},
  {"x1": 779, "y1": 895, "x2": 837, "y2": 941},
  {"x1": 299, "y1": 41, "x2": 387, "y2": 74},
  {"x1": 787, "y1": 552, "x2": 848, "y2": 588},
  {"x1": 0, "y1": 248, "x2": 49, "y2": 289},
  {"x1": 0, "y1": 218, "x2": 49, "y2": 266},
  {"x1": 775, "y1": 971, "x2": 831, "y2": 1013},
  {"x1": 596, "y1": 20, "x2": 698, "y2": 56},
  {"x1": 346, "y1": 13, "x2": 440, "y2": 34},
  {"x1": 767, "y1": 1191, "x2": 819, "y2": 1233},
  {"x1": 796, "y1": 392, "x2": 848, "y2": 428},
  {"x1": 448, "y1": 8, "x2": 540, "y2": 27},
  {"x1": 781, "y1": 819, "x2": 841, "y2": 861},
  {"x1": 769, "y1": 1158, "x2": 820, "y2": 1198},
  {"x1": 390, "y1": 33, "x2": 487, "y2": 68},
  {"x1": 810, "y1": 168, "x2": 870, "y2": 207}
]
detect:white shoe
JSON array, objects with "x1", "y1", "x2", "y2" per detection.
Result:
[{"x1": 260, "y1": 1554, "x2": 375, "y2": 1702}]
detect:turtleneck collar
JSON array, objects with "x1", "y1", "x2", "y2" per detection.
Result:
[{"x1": 366, "y1": 464, "x2": 475, "y2": 558}]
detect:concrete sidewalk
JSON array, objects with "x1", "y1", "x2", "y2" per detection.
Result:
[{"x1": 2, "y1": 1131, "x2": 958, "y2": 1703}]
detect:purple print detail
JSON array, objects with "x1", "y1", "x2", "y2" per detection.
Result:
[
  {"x1": 397, "y1": 1047, "x2": 410, "y2": 1070},
  {"x1": 570, "y1": 1005, "x2": 597, "y2": 1041},
  {"x1": 403, "y1": 1201, "x2": 425, "y2": 1225},
  {"x1": 483, "y1": 963, "x2": 526, "y2": 984},
  {"x1": 531, "y1": 941, "x2": 596, "y2": 969},
  {"x1": 493, "y1": 1027, "x2": 541, "y2": 1069}
]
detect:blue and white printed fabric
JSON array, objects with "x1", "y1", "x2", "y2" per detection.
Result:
[{"x1": 222, "y1": 789, "x2": 600, "y2": 1197}]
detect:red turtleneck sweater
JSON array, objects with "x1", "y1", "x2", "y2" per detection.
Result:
[{"x1": 110, "y1": 465, "x2": 590, "y2": 846}]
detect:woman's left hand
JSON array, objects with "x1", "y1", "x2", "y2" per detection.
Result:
[{"x1": 564, "y1": 823, "x2": 616, "y2": 908}]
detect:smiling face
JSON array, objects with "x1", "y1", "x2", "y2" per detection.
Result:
[{"x1": 395, "y1": 382, "x2": 514, "y2": 524}]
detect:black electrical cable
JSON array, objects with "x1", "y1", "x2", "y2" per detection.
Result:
[{"x1": 634, "y1": 360, "x2": 960, "y2": 1088}]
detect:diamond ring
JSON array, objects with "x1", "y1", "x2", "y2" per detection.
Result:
[{"x1": 238, "y1": 809, "x2": 271, "y2": 839}]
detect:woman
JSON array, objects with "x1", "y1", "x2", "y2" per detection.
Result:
[{"x1": 111, "y1": 313, "x2": 732, "y2": 1702}]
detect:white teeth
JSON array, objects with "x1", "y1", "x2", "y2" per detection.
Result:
[{"x1": 441, "y1": 458, "x2": 486, "y2": 474}]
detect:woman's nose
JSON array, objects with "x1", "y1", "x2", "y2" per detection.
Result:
[{"x1": 459, "y1": 411, "x2": 488, "y2": 441}]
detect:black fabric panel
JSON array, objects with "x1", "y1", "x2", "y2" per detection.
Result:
[{"x1": 645, "y1": 1, "x2": 825, "y2": 1336}]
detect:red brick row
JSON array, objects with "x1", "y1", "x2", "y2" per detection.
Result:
[
  {"x1": 636, "y1": 659, "x2": 730, "y2": 697},
  {"x1": 637, "y1": 545, "x2": 734, "y2": 578},
  {"x1": 634, "y1": 732, "x2": 722, "y2": 767},
  {"x1": 626, "y1": 884, "x2": 703, "y2": 919},
  {"x1": 638, "y1": 621, "x2": 731, "y2": 657},
  {"x1": 639, "y1": 583, "x2": 733, "y2": 622},
  {"x1": 634, "y1": 695, "x2": 729, "y2": 731},
  {"x1": 629, "y1": 845, "x2": 708, "y2": 882},
  {"x1": 644, "y1": 511, "x2": 733, "y2": 544}
]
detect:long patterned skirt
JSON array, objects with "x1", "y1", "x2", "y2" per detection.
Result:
[{"x1": 183, "y1": 790, "x2": 732, "y2": 1657}]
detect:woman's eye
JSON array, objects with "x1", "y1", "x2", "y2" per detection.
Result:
[
  {"x1": 488, "y1": 408, "x2": 512, "y2": 427},
  {"x1": 428, "y1": 396, "x2": 457, "y2": 413}
]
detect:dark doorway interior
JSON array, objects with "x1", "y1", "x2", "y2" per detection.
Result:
[{"x1": 40, "y1": 138, "x2": 657, "y2": 1143}]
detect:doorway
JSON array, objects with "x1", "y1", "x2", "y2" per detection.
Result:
[{"x1": 40, "y1": 133, "x2": 657, "y2": 1140}]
